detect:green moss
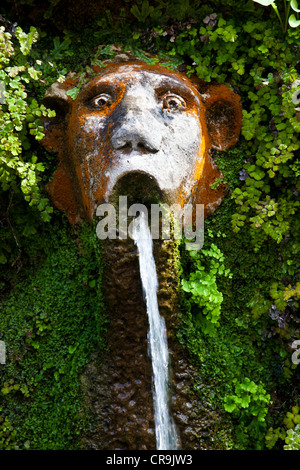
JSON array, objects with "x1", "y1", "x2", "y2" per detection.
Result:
[{"x1": 0, "y1": 218, "x2": 107, "y2": 449}]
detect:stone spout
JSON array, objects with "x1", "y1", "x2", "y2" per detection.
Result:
[{"x1": 41, "y1": 58, "x2": 242, "y2": 224}]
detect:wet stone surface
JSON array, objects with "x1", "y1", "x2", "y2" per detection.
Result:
[{"x1": 81, "y1": 238, "x2": 156, "y2": 450}]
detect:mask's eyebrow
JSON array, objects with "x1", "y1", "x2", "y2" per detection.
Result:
[
  {"x1": 80, "y1": 77, "x2": 123, "y2": 103},
  {"x1": 153, "y1": 75, "x2": 200, "y2": 106},
  {"x1": 78, "y1": 71, "x2": 200, "y2": 108}
]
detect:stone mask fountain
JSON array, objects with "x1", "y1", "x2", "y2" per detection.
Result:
[{"x1": 41, "y1": 53, "x2": 242, "y2": 450}]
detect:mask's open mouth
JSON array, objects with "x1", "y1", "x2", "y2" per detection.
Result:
[
  {"x1": 109, "y1": 171, "x2": 163, "y2": 209},
  {"x1": 101, "y1": 171, "x2": 172, "y2": 242}
]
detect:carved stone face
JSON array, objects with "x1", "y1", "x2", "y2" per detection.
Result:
[
  {"x1": 42, "y1": 61, "x2": 242, "y2": 223},
  {"x1": 71, "y1": 66, "x2": 202, "y2": 207}
]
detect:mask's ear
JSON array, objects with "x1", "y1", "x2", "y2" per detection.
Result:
[
  {"x1": 188, "y1": 79, "x2": 242, "y2": 217},
  {"x1": 201, "y1": 83, "x2": 242, "y2": 150},
  {"x1": 41, "y1": 82, "x2": 72, "y2": 154},
  {"x1": 41, "y1": 82, "x2": 82, "y2": 224}
]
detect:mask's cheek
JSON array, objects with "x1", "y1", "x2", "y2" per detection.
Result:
[
  {"x1": 68, "y1": 114, "x2": 112, "y2": 217},
  {"x1": 162, "y1": 113, "x2": 202, "y2": 168},
  {"x1": 71, "y1": 115, "x2": 108, "y2": 158},
  {"x1": 163, "y1": 113, "x2": 205, "y2": 205}
]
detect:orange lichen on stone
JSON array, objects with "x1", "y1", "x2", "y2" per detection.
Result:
[{"x1": 46, "y1": 164, "x2": 81, "y2": 224}]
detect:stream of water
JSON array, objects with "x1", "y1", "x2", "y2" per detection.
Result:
[{"x1": 131, "y1": 212, "x2": 178, "y2": 450}]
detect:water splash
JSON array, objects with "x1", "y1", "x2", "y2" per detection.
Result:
[{"x1": 131, "y1": 212, "x2": 179, "y2": 450}]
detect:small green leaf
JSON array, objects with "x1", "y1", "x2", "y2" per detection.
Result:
[
  {"x1": 27, "y1": 67, "x2": 41, "y2": 80},
  {"x1": 0, "y1": 253, "x2": 7, "y2": 264},
  {"x1": 35, "y1": 132, "x2": 45, "y2": 141},
  {"x1": 68, "y1": 342, "x2": 79, "y2": 354},
  {"x1": 289, "y1": 14, "x2": 300, "y2": 27},
  {"x1": 66, "y1": 87, "x2": 79, "y2": 100},
  {"x1": 253, "y1": 0, "x2": 275, "y2": 5},
  {"x1": 224, "y1": 396, "x2": 237, "y2": 413},
  {"x1": 291, "y1": 0, "x2": 300, "y2": 12}
]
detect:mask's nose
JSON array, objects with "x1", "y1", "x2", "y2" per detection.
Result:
[{"x1": 111, "y1": 92, "x2": 162, "y2": 153}]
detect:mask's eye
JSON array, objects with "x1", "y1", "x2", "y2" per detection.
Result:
[
  {"x1": 91, "y1": 93, "x2": 112, "y2": 108},
  {"x1": 161, "y1": 93, "x2": 186, "y2": 112}
]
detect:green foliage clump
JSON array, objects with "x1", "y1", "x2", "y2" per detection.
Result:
[
  {"x1": 0, "y1": 407, "x2": 18, "y2": 450},
  {"x1": 284, "y1": 425, "x2": 300, "y2": 449},
  {"x1": 232, "y1": 67, "x2": 300, "y2": 250},
  {"x1": 130, "y1": 8, "x2": 300, "y2": 448},
  {"x1": 266, "y1": 405, "x2": 300, "y2": 449},
  {"x1": 0, "y1": 26, "x2": 55, "y2": 221},
  {"x1": 224, "y1": 378, "x2": 271, "y2": 448},
  {"x1": 181, "y1": 233, "x2": 231, "y2": 337},
  {"x1": 0, "y1": 25, "x2": 57, "y2": 266}
]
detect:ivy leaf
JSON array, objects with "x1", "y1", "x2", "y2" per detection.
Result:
[{"x1": 15, "y1": 26, "x2": 38, "y2": 55}]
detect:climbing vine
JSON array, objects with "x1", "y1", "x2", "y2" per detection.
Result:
[{"x1": 0, "y1": 26, "x2": 55, "y2": 220}]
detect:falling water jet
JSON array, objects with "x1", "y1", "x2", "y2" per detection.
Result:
[{"x1": 131, "y1": 212, "x2": 179, "y2": 450}]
